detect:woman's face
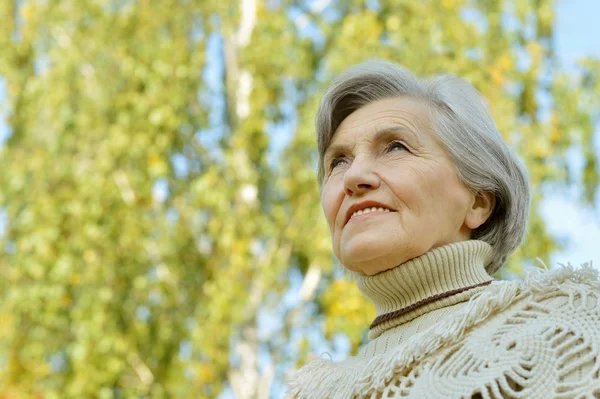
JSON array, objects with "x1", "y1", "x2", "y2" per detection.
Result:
[{"x1": 321, "y1": 97, "x2": 491, "y2": 275}]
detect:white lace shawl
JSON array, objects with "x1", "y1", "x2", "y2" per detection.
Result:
[{"x1": 286, "y1": 264, "x2": 600, "y2": 398}]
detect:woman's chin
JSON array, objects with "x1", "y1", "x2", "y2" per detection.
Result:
[
  {"x1": 340, "y1": 240, "x2": 401, "y2": 272},
  {"x1": 343, "y1": 230, "x2": 396, "y2": 251}
]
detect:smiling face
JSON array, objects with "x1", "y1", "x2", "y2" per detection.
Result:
[{"x1": 321, "y1": 97, "x2": 493, "y2": 275}]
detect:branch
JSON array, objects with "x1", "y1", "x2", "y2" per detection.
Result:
[{"x1": 127, "y1": 352, "x2": 154, "y2": 386}]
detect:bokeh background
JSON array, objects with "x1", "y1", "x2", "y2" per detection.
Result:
[{"x1": 0, "y1": 0, "x2": 599, "y2": 398}]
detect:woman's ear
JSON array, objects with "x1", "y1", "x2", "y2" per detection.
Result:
[{"x1": 465, "y1": 191, "x2": 495, "y2": 230}]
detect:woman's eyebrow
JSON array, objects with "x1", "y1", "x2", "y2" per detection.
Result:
[
  {"x1": 373, "y1": 126, "x2": 419, "y2": 144},
  {"x1": 324, "y1": 142, "x2": 353, "y2": 161}
]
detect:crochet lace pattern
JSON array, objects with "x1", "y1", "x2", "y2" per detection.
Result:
[{"x1": 286, "y1": 264, "x2": 600, "y2": 399}]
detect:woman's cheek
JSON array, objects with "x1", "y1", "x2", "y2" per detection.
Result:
[{"x1": 321, "y1": 186, "x2": 339, "y2": 232}]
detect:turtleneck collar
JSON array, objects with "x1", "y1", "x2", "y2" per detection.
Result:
[{"x1": 355, "y1": 240, "x2": 494, "y2": 339}]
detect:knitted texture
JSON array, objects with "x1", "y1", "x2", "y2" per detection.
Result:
[{"x1": 286, "y1": 245, "x2": 600, "y2": 398}]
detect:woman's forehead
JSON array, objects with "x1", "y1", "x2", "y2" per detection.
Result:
[{"x1": 330, "y1": 98, "x2": 430, "y2": 146}]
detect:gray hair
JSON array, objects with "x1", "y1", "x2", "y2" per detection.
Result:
[{"x1": 316, "y1": 60, "x2": 531, "y2": 275}]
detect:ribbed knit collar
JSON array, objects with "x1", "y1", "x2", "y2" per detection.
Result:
[{"x1": 355, "y1": 240, "x2": 494, "y2": 338}]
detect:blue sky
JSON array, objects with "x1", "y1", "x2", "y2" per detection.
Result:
[{"x1": 555, "y1": 0, "x2": 600, "y2": 66}]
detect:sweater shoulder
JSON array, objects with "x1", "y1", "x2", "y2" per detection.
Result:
[{"x1": 502, "y1": 263, "x2": 600, "y2": 325}]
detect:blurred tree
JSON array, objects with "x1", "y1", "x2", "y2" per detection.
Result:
[{"x1": 0, "y1": 0, "x2": 598, "y2": 398}]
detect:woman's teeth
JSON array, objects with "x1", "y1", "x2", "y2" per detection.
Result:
[{"x1": 351, "y1": 207, "x2": 390, "y2": 218}]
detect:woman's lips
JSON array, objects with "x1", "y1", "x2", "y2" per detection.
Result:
[{"x1": 345, "y1": 202, "x2": 396, "y2": 225}]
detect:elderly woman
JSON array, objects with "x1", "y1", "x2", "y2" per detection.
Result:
[{"x1": 287, "y1": 61, "x2": 600, "y2": 398}]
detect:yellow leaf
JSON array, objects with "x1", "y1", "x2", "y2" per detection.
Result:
[{"x1": 442, "y1": 0, "x2": 456, "y2": 9}]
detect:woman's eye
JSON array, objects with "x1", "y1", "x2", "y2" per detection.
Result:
[
  {"x1": 330, "y1": 157, "x2": 346, "y2": 169},
  {"x1": 387, "y1": 141, "x2": 407, "y2": 152}
]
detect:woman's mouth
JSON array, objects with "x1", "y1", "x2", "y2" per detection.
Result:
[{"x1": 348, "y1": 207, "x2": 393, "y2": 223}]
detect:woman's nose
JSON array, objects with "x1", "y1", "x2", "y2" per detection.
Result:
[{"x1": 343, "y1": 156, "x2": 380, "y2": 196}]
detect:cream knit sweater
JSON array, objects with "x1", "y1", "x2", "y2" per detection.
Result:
[{"x1": 287, "y1": 240, "x2": 600, "y2": 398}]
